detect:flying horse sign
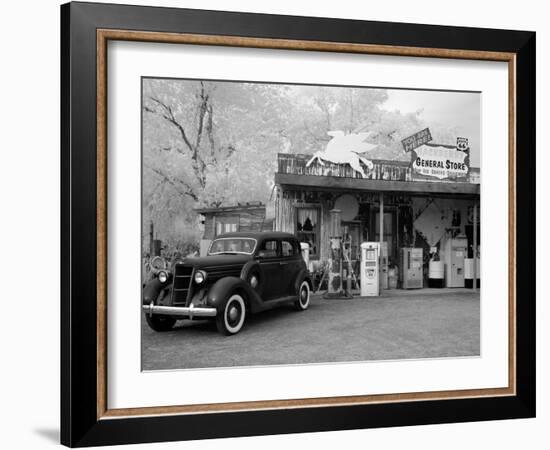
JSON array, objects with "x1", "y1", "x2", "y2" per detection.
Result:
[{"x1": 306, "y1": 131, "x2": 378, "y2": 178}]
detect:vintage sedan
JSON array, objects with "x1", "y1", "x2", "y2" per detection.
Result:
[{"x1": 142, "y1": 232, "x2": 312, "y2": 335}]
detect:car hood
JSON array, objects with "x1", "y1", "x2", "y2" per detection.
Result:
[{"x1": 178, "y1": 254, "x2": 252, "y2": 269}]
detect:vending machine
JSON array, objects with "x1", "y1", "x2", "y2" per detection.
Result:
[
  {"x1": 360, "y1": 242, "x2": 380, "y2": 296},
  {"x1": 444, "y1": 236, "x2": 468, "y2": 287},
  {"x1": 401, "y1": 247, "x2": 423, "y2": 289}
]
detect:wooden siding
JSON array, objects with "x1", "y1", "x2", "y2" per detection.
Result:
[
  {"x1": 278, "y1": 153, "x2": 411, "y2": 181},
  {"x1": 277, "y1": 153, "x2": 480, "y2": 185}
]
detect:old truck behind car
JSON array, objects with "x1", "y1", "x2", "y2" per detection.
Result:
[{"x1": 142, "y1": 232, "x2": 312, "y2": 335}]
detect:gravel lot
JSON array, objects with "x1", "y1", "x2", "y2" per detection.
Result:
[{"x1": 141, "y1": 289, "x2": 480, "y2": 370}]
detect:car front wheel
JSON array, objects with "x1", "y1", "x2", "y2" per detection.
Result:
[
  {"x1": 294, "y1": 280, "x2": 311, "y2": 311},
  {"x1": 216, "y1": 293, "x2": 246, "y2": 335},
  {"x1": 145, "y1": 314, "x2": 176, "y2": 332}
]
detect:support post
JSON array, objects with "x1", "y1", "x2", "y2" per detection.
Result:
[
  {"x1": 379, "y1": 193, "x2": 384, "y2": 290},
  {"x1": 379, "y1": 194, "x2": 384, "y2": 250}
]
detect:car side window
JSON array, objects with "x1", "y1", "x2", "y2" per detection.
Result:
[
  {"x1": 281, "y1": 240, "x2": 296, "y2": 257},
  {"x1": 257, "y1": 240, "x2": 279, "y2": 258}
]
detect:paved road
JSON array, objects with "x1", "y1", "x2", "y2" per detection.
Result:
[{"x1": 141, "y1": 289, "x2": 480, "y2": 370}]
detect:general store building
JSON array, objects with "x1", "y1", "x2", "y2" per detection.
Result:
[{"x1": 273, "y1": 145, "x2": 480, "y2": 287}]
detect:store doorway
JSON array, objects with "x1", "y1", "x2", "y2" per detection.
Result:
[{"x1": 372, "y1": 209, "x2": 397, "y2": 263}]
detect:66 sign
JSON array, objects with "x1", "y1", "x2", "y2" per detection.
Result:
[{"x1": 457, "y1": 137, "x2": 469, "y2": 152}]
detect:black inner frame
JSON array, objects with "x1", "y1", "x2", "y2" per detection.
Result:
[{"x1": 61, "y1": 2, "x2": 536, "y2": 447}]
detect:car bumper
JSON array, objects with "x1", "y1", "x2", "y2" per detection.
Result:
[{"x1": 142, "y1": 303, "x2": 217, "y2": 319}]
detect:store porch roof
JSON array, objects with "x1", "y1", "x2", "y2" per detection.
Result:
[{"x1": 274, "y1": 173, "x2": 480, "y2": 197}]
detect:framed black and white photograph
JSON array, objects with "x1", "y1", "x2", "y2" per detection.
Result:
[
  {"x1": 60, "y1": 2, "x2": 536, "y2": 447},
  {"x1": 140, "y1": 77, "x2": 482, "y2": 368}
]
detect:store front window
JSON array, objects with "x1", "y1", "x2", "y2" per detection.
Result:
[{"x1": 296, "y1": 207, "x2": 319, "y2": 258}]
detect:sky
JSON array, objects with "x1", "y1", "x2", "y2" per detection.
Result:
[{"x1": 381, "y1": 89, "x2": 481, "y2": 167}]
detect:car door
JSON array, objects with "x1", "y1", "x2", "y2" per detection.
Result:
[
  {"x1": 256, "y1": 239, "x2": 282, "y2": 301},
  {"x1": 280, "y1": 239, "x2": 302, "y2": 296}
]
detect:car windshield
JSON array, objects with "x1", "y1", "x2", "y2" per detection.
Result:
[{"x1": 208, "y1": 238, "x2": 256, "y2": 255}]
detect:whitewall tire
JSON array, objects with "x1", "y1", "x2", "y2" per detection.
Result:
[
  {"x1": 216, "y1": 294, "x2": 246, "y2": 335},
  {"x1": 295, "y1": 281, "x2": 310, "y2": 311}
]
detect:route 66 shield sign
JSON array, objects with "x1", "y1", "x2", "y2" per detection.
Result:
[{"x1": 457, "y1": 136, "x2": 469, "y2": 151}]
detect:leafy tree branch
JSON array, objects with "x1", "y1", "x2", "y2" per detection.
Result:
[{"x1": 145, "y1": 163, "x2": 199, "y2": 202}]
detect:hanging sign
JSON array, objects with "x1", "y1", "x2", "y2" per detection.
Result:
[
  {"x1": 411, "y1": 144, "x2": 470, "y2": 180},
  {"x1": 401, "y1": 128, "x2": 433, "y2": 153}
]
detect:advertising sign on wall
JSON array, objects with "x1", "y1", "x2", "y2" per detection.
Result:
[
  {"x1": 401, "y1": 127, "x2": 433, "y2": 153},
  {"x1": 411, "y1": 143, "x2": 470, "y2": 180}
]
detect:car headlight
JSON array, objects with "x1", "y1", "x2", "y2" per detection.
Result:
[
  {"x1": 194, "y1": 270, "x2": 206, "y2": 284},
  {"x1": 158, "y1": 271, "x2": 168, "y2": 283}
]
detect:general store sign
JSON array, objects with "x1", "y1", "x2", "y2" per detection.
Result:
[
  {"x1": 411, "y1": 144, "x2": 469, "y2": 180},
  {"x1": 401, "y1": 128, "x2": 432, "y2": 152}
]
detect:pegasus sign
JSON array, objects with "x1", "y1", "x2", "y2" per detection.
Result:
[{"x1": 306, "y1": 131, "x2": 378, "y2": 178}]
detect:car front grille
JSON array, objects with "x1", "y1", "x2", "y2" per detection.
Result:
[{"x1": 172, "y1": 265, "x2": 193, "y2": 305}]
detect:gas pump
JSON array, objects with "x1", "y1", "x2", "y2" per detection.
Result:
[{"x1": 360, "y1": 242, "x2": 380, "y2": 296}]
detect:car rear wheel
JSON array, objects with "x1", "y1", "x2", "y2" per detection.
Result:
[
  {"x1": 294, "y1": 281, "x2": 310, "y2": 311},
  {"x1": 145, "y1": 314, "x2": 176, "y2": 332},
  {"x1": 216, "y1": 294, "x2": 246, "y2": 335}
]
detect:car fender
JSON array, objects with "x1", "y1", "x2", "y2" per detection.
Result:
[
  {"x1": 239, "y1": 260, "x2": 266, "y2": 297},
  {"x1": 293, "y1": 267, "x2": 313, "y2": 294},
  {"x1": 142, "y1": 278, "x2": 167, "y2": 305},
  {"x1": 239, "y1": 260, "x2": 260, "y2": 280},
  {"x1": 206, "y1": 276, "x2": 263, "y2": 313}
]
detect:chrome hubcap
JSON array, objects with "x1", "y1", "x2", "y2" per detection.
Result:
[
  {"x1": 228, "y1": 306, "x2": 239, "y2": 321},
  {"x1": 250, "y1": 276, "x2": 258, "y2": 288}
]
